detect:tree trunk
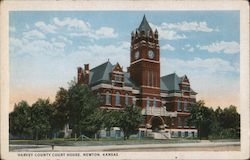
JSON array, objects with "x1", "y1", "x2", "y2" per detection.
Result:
[
  {"x1": 199, "y1": 122, "x2": 201, "y2": 140},
  {"x1": 36, "y1": 129, "x2": 38, "y2": 140}
]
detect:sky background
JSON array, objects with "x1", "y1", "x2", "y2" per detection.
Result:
[{"x1": 9, "y1": 11, "x2": 240, "y2": 111}]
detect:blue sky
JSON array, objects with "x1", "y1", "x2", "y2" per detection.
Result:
[{"x1": 9, "y1": 11, "x2": 240, "y2": 110}]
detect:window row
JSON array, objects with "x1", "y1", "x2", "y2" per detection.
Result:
[
  {"x1": 146, "y1": 97, "x2": 157, "y2": 107},
  {"x1": 147, "y1": 71, "x2": 155, "y2": 86},
  {"x1": 177, "y1": 99, "x2": 190, "y2": 112},
  {"x1": 105, "y1": 91, "x2": 131, "y2": 106},
  {"x1": 177, "y1": 117, "x2": 195, "y2": 128}
]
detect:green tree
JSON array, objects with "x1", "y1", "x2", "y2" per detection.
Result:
[
  {"x1": 9, "y1": 101, "x2": 32, "y2": 138},
  {"x1": 189, "y1": 100, "x2": 215, "y2": 139},
  {"x1": 67, "y1": 82, "x2": 102, "y2": 138},
  {"x1": 217, "y1": 105, "x2": 240, "y2": 139},
  {"x1": 83, "y1": 109, "x2": 104, "y2": 139},
  {"x1": 103, "y1": 110, "x2": 120, "y2": 131},
  {"x1": 30, "y1": 98, "x2": 55, "y2": 140},
  {"x1": 53, "y1": 87, "x2": 70, "y2": 131},
  {"x1": 190, "y1": 101, "x2": 240, "y2": 140},
  {"x1": 118, "y1": 105, "x2": 144, "y2": 140}
]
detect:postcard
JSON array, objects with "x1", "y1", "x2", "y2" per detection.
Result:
[{"x1": 0, "y1": 0, "x2": 249, "y2": 160}]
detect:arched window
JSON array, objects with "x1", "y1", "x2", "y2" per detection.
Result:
[
  {"x1": 105, "y1": 91, "x2": 111, "y2": 105},
  {"x1": 125, "y1": 93, "x2": 129, "y2": 106},
  {"x1": 153, "y1": 97, "x2": 157, "y2": 107},
  {"x1": 115, "y1": 92, "x2": 120, "y2": 106},
  {"x1": 146, "y1": 97, "x2": 150, "y2": 107}
]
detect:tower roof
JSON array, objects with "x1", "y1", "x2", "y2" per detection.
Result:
[{"x1": 138, "y1": 15, "x2": 152, "y2": 33}]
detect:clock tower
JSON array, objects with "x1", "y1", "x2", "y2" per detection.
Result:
[{"x1": 129, "y1": 15, "x2": 161, "y2": 109}]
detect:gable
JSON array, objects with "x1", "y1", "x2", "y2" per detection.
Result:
[{"x1": 112, "y1": 63, "x2": 123, "y2": 73}]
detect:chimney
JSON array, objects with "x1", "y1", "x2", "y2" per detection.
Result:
[
  {"x1": 77, "y1": 67, "x2": 83, "y2": 84},
  {"x1": 127, "y1": 67, "x2": 130, "y2": 73},
  {"x1": 84, "y1": 64, "x2": 89, "y2": 84},
  {"x1": 154, "y1": 29, "x2": 158, "y2": 39}
]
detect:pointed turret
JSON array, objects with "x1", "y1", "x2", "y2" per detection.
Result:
[{"x1": 138, "y1": 15, "x2": 152, "y2": 34}]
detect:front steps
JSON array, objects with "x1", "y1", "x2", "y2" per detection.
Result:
[{"x1": 147, "y1": 130, "x2": 171, "y2": 139}]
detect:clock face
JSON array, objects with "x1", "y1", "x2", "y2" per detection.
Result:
[
  {"x1": 135, "y1": 51, "x2": 140, "y2": 60},
  {"x1": 148, "y1": 50, "x2": 155, "y2": 59}
]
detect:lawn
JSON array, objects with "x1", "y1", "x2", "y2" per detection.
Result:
[{"x1": 10, "y1": 138, "x2": 202, "y2": 146}]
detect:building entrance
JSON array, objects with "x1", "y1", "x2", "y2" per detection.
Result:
[{"x1": 151, "y1": 116, "x2": 164, "y2": 132}]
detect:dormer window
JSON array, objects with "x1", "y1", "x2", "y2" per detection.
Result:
[
  {"x1": 182, "y1": 85, "x2": 190, "y2": 91},
  {"x1": 114, "y1": 74, "x2": 123, "y2": 82}
]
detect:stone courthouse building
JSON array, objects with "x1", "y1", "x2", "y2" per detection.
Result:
[{"x1": 77, "y1": 16, "x2": 198, "y2": 139}]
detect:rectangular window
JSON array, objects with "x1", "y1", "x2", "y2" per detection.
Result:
[
  {"x1": 147, "y1": 71, "x2": 150, "y2": 86},
  {"x1": 185, "y1": 131, "x2": 188, "y2": 137},
  {"x1": 183, "y1": 86, "x2": 190, "y2": 91},
  {"x1": 146, "y1": 97, "x2": 150, "y2": 107},
  {"x1": 184, "y1": 99, "x2": 188, "y2": 111},
  {"x1": 106, "y1": 130, "x2": 110, "y2": 137},
  {"x1": 184, "y1": 118, "x2": 189, "y2": 128},
  {"x1": 125, "y1": 94, "x2": 129, "y2": 106},
  {"x1": 115, "y1": 92, "x2": 120, "y2": 106},
  {"x1": 153, "y1": 98, "x2": 157, "y2": 107},
  {"x1": 114, "y1": 75, "x2": 122, "y2": 82},
  {"x1": 177, "y1": 99, "x2": 182, "y2": 111},
  {"x1": 178, "y1": 117, "x2": 182, "y2": 128},
  {"x1": 106, "y1": 92, "x2": 111, "y2": 105},
  {"x1": 178, "y1": 131, "x2": 181, "y2": 137},
  {"x1": 140, "y1": 131, "x2": 145, "y2": 138},
  {"x1": 115, "y1": 130, "x2": 121, "y2": 137},
  {"x1": 151, "y1": 71, "x2": 154, "y2": 87}
]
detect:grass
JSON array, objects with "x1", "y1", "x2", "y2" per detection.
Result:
[{"x1": 10, "y1": 138, "x2": 202, "y2": 146}]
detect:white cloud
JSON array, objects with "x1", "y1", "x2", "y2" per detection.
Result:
[
  {"x1": 161, "y1": 44, "x2": 175, "y2": 51},
  {"x1": 149, "y1": 23, "x2": 186, "y2": 40},
  {"x1": 25, "y1": 24, "x2": 30, "y2": 30},
  {"x1": 119, "y1": 41, "x2": 130, "y2": 49},
  {"x1": 73, "y1": 42, "x2": 130, "y2": 71},
  {"x1": 57, "y1": 35, "x2": 73, "y2": 44},
  {"x1": 182, "y1": 44, "x2": 194, "y2": 52},
  {"x1": 53, "y1": 42, "x2": 66, "y2": 49},
  {"x1": 149, "y1": 21, "x2": 217, "y2": 40},
  {"x1": 161, "y1": 21, "x2": 218, "y2": 32},
  {"x1": 10, "y1": 36, "x2": 65, "y2": 57},
  {"x1": 53, "y1": 17, "x2": 118, "y2": 40},
  {"x1": 187, "y1": 47, "x2": 194, "y2": 52},
  {"x1": 10, "y1": 37, "x2": 22, "y2": 54},
  {"x1": 23, "y1": 29, "x2": 46, "y2": 40},
  {"x1": 197, "y1": 41, "x2": 240, "y2": 54},
  {"x1": 53, "y1": 17, "x2": 91, "y2": 32},
  {"x1": 160, "y1": 30, "x2": 186, "y2": 40},
  {"x1": 35, "y1": 21, "x2": 57, "y2": 33},
  {"x1": 94, "y1": 27, "x2": 118, "y2": 39},
  {"x1": 10, "y1": 26, "x2": 16, "y2": 32},
  {"x1": 160, "y1": 57, "x2": 239, "y2": 107},
  {"x1": 161, "y1": 57, "x2": 238, "y2": 77}
]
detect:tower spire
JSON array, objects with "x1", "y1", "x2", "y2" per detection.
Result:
[{"x1": 138, "y1": 15, "x2": 152, "y2": 33}]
